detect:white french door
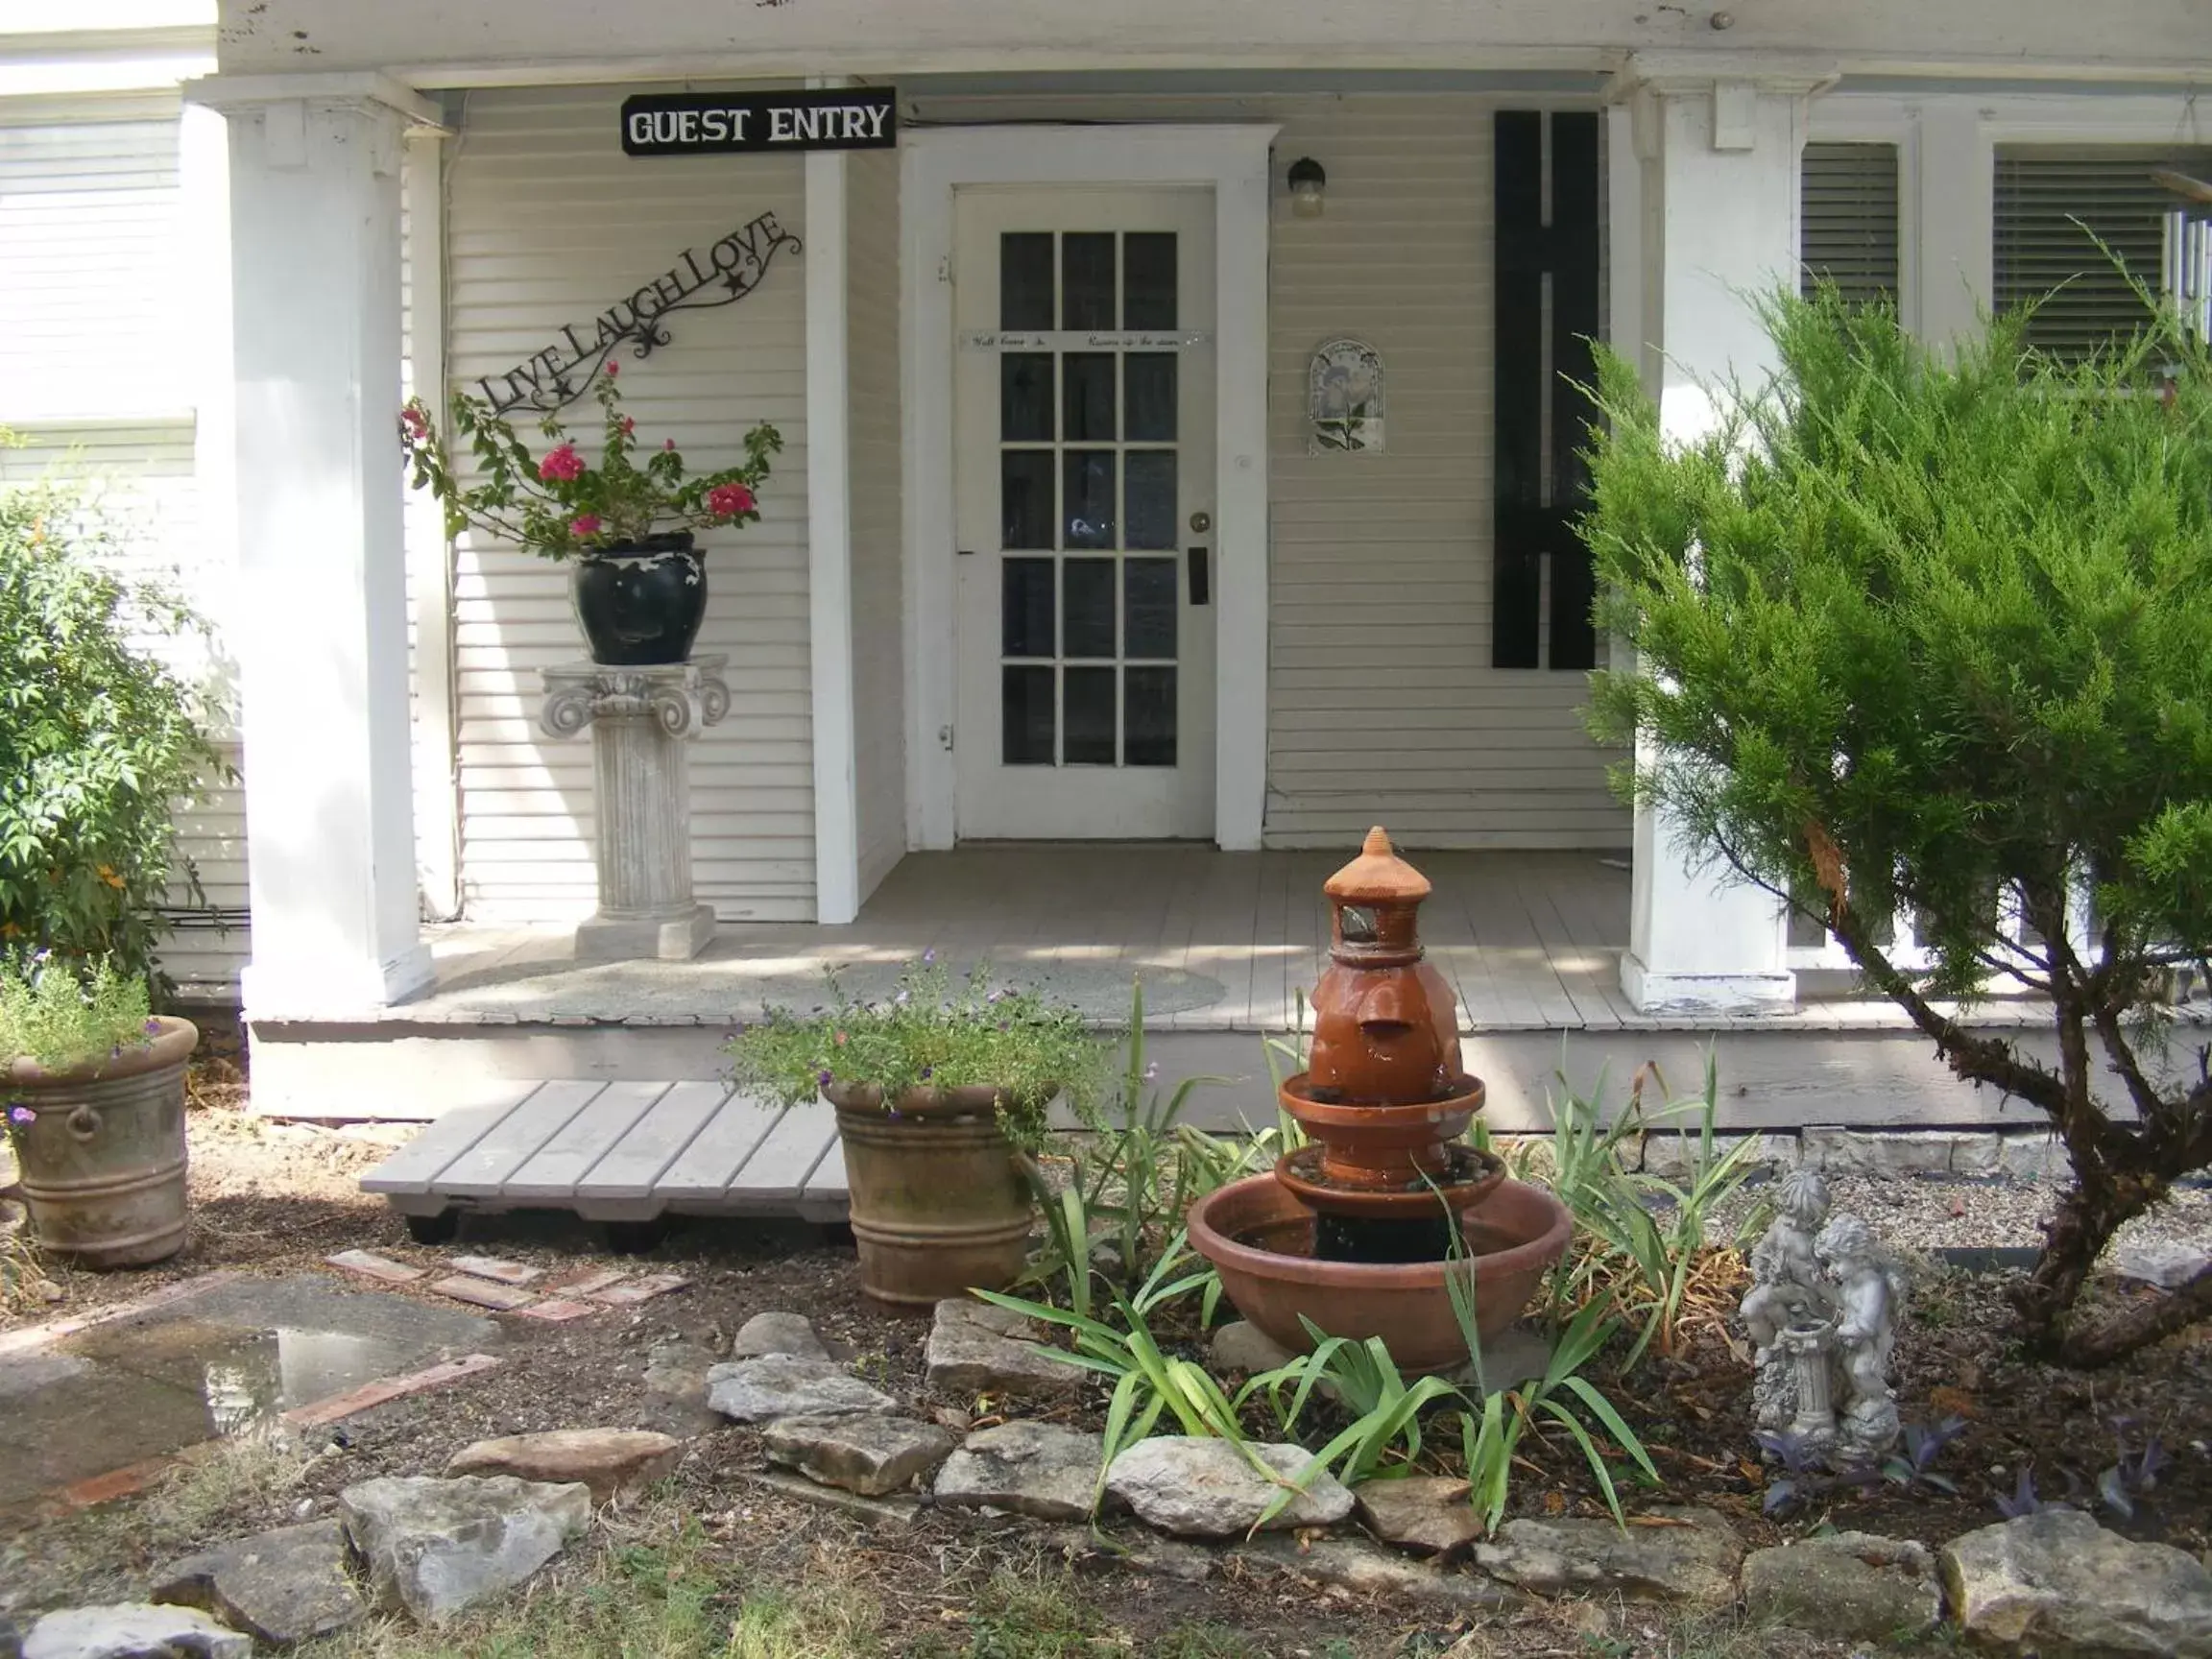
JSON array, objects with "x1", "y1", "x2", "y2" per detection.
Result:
[{"x1": 952, "y1": 187, "x2": 1217, "y2": 839}]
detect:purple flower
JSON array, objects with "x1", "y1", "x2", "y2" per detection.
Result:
[
  {"x1": 893, "y1": 990, "x2": 909, "y2": 1006},
  {"x1": 817, "y1": 1069, "x2": 833, "y2": 1087},
  {"x1": 7, "y1": 1105, "x2": 33, "y2": 1125},
  {"x1": 987, "y1": 988, "x2": 1009, "y2": 1004},
  {"x1": 144, "y1": 1018, "x2": 162, "y2": 1034},
  {"x1": 922, "y1": 949, "x2": 936, "y2": 966},
  {"x1": 920, "y1": 1066, "x2": 933, "y2": 1080},
  {"x1": 109, "y1": 1045, "x2": 123, "y2": 1059}
]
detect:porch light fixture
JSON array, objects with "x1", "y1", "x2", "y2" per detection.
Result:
[{"x1": 1287, "y1": 156, "x2": 1327, "y2": 218}]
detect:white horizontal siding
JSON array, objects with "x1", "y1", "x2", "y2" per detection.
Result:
[
  {"x1": 848, "y1": 145, "x2": 905, "y2": 900},
  {"x1": 908, "y1": 90, "x2": 1628, "y2": 851},
  {"x1": 442, "y1": 84, "x2": 814, "y2": 923}
]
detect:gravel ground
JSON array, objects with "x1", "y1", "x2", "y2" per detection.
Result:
[{"x1": 1708, "y1": 1168, "x2": 2212, "y2": 1256}]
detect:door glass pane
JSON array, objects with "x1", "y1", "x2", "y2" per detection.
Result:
[
  {"x1": 1062, "y1": 559, "x2": 1117, "y2": 659},
  {"x1": 1063, "y1": 451, "x2": 1117, "y2": 548},
  {"x1": 1062, "y1": 353, "x2": 1116, "y2": 442},
  {"x1": 1064, "y1": 667, "x2": 1117, "y2": 764},
  {"x1": 1124, "y1": 558, "x2": 1178, "y2": 660},
  {"x1": 1124, "y1": 666, "x2": 1177, "y2": 766},
  {"x1": 1000, "y1": 354, "x2": 1053, "y2": 442},
  {"x1": 1061, "y1": 232, "x2": 1116, "y2": 329},
  {"x1": 1122, "y1": 233, "x2": 1177, "y2": 328},
  {"x1": 1000, "y1": 232, "x2": 1054, "y2": 330},
  {"x1": 1124, "y1": 354, "x2": 1177, "y2": 441},
  {"x1": 1124, "y1": 451, "x2": 1177, "y2": 551},
  {"x1": 1002, "y1": 665, "x2": 1055, "y2": 764},
  {"x1": 1001, "y1": 557, "x2": 1054, "y2": 658},
  {"x1": 1001, "y1": 451, "x2": 1055, "y2": 549}
]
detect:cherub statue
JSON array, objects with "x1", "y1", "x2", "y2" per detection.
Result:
[
  {"x1": 1816, "y1": 1214, "x2": 1907, "y2": 1464},
  {"x1": 1741, "y1": 1169, "x2": 1836, "y2": 1431}
]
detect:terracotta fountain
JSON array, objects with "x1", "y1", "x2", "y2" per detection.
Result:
[{"x1": 1188, "y1": 828, "x2": 1572, "y2": 1372}]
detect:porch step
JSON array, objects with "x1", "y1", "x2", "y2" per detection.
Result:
[{"x1": 360, "y1": 1080, "x2": 850, "y2": 1232}]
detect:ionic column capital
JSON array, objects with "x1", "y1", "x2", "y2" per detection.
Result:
[{"x1": 539, "y1": 655, "x2": 732, "y2": 741}]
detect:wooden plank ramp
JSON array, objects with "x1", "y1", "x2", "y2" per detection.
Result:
[{"x1": 360, "y1": 1080, "x2": 851, "y2": 1233}]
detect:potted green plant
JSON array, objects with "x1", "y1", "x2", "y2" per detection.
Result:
[
  {"x1": 1, "y1": 954, "x2": 196, "y2": 1268},
  {"x1": 724, "y1": 956, "x2": 1105, "y2": 1308},
  {"x1": 399, "y1": 364, "x2": 781, "y2": 666}
]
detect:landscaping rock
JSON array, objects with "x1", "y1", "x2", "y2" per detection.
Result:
[
  {"x1": 445, "y1": 1428, "x2": 683, "y2": 1504},
  {"x1": 1997, "y1": 1131, "x2": 2062, "y2": 1180},
  {"x1": 933, "y1": 1421, "x2": 1103, "y2": 1522},
  {"x1": 1940, "y1": 1508, "x2": 2212, "y2": 1657},
  {"x1": 1353, "y1": 1476, "x2": 1483, "y2": 1557},
  {"x1": 762, "y1": 1413, "x2": 956, "y2": 1497},
  {"x1": 1104, "y1": 1437, "x2": 1355, "y2": 1538},
  {"x1": 729, "y1": 1310, "x2": 830, "y2": 1360},
  {"x1": 337, "y1": 1475, "x2": 592, "y2": 1624},
  {"x1": 152, "y1": 1519, "x2": 365, "y2": 1646},
  {"x1": 1237, "y1": 1534, "x2": 1522, "y2": 1613},
  {"x1": 1799, "y1": 1127, "x2": 1962, "y2": 1177},
  {"x1": 1743, "y1": 1531, "x2": 1940, "y2": 1643},
  {"x1": 21, "y1": 1603, "x2": 250, "y2": 1659},
  {"x1": 1208, "y1": 1321, "x2": 1297, "y2": 1375},
  {"x1": 638, "y1": 1339, "x2": 721, "y2": 1437},
  {"x1": 1473, "y1": 1505, "x2": 1743, "y2": 1605},
  {"x1": 706, "y1": 1355, "x2": 896, "y2": 1422},
  {"x1": 925, "y1": 1299, "x2": 1082, "y2": 1398},
  {"x1": 1447, "y1": 1325, "x2": 1555, "y2": 1394},
  {"x1": 1640, "y1": 1131, "x2": 1793, "y2": 1181},
  {"x1": 2106, "y1": 1239, "x2": 2212, "y2": 1292}
]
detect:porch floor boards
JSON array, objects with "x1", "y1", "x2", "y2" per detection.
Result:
[{"x1": 403, "y1": 847, "x2": 1647, "y2": 1035}]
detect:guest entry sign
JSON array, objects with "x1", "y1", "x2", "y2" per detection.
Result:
[{"x1": 621, "y1": 88, "x2": 897, "y2": 156}]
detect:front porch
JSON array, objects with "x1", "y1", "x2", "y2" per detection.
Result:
[{"x1": 249, "y1": 847, "x2": 2058, "y2": 1139}]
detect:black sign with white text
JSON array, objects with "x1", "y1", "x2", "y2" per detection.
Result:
[{"x1": 621, "y1": 89, "x2": 897, "y2": 156}]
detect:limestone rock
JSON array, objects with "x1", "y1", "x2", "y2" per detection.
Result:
[
  {"x1": 21, "y1": 1603, "x2": 250, "y2": 1659},
  {"x1": 933, "y1": 1421, "x2": 1103, "y2": 1522},
  {"x1": 1474, "y1": 1506, "x2": 1743, "y2": 1605},
  {"x1": 1104, "y1": 1437, "x2": 1355, "y2": 1538},
  {"x1": 1207, "y1": 1321, "x2": 1297, "y2": 1375},
  {"x1": 1237, "y1": 1533, "x2": 1522, "y2": 1612},
  {"x1": 337, "y1": 1475, "x2": 592, "y2": 1624},
  {"x1": 762, "y1": 1413, "x2": 955, "y2": 1497},
  {"x1": 152, "y1": 1519, "x2": 365, "y2": 1646},
  {"x1": 1940, "y1": 1509, "x2": 2212, "y2": 1658},
  {"x1": 2106, "y1": 1239, "x2": 2212, "y2": 1292},
  {"x1": 1742, "y1": 1531, "x2": 1940, "y2": 1643},
  {"x1": 925, "y1": 1299, "x2": 1082, "y2": 1399},
  {"x1": 640, "y1": 1339, "x2": 722, "y2": 1436},
  {"x1": 706, "y1": 1355, "x2": 896, "y2": 1422},
  {"x1": 1353, "y1": 1476, "x2": 1483, "y2": 1557},
  {"x1": 730, "y1": 1310, "x2": 830, "y2": 1360},
  {"x1": 445, "y1": 1428, "x2": 683, "y2": 1505}
]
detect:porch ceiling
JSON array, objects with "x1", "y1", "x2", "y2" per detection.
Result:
[{"x1": 417, "y1": 847, "x2": 1636, "y2": 1033}]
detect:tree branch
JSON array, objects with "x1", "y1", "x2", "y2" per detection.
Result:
[{"x1": 2057, "y1": 1262, "x2": 2212, "y2": 1368}]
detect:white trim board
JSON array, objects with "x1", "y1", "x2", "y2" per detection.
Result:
[{"x1": 899, "y1": 122, "x2": 1279, "y2": 853}]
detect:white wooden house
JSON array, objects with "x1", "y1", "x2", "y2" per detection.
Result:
[{"x1": 7, "y1": 3, "x2": 2208, "y2": 1127}]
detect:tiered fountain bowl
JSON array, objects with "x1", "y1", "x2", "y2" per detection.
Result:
[{"x1": 1188, "y1": 828, "x2": 1571, "y2": 1373}]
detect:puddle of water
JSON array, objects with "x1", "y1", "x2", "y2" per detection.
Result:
[{"x1": 0, "y1": 1273, "x2": 499, "y2": 1509}]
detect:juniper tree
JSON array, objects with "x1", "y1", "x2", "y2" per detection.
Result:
[{"x1": 1579, "y1": 285, "x2": 2212, "y2": 1366}]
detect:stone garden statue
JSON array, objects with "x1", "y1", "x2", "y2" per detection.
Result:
[{"x1": 1740, "y1": 1168, "x2": 1905, "y2": 1466}]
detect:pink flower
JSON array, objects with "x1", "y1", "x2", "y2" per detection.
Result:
[
  {"x1": 400, "y1": 404, "x2": 429, "y2": 438},
  {"x1": 539, "y1": 444, "x2": 584, "y2": 482},
  {"x1": 663, "y1": 438, "x2": 677, "y2": 452},
  {"x1": 707, "y1": 483, "x2": 756, "y2": 519},
  {"x1": 571, "y1": 514, "x2": 602, "y2": 537},
  {"x1": 619, "y1": 416, "x2": 636, "y2": 436},
  {"x1": 602, "y1": 359, "x2": 619, "y2": 378}
]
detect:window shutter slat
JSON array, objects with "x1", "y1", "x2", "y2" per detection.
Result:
[{"x1": 1800, "y1": 141, "x2": 1899, "y2": 306}]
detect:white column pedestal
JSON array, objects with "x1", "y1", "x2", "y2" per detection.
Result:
[
  {"x1": 1609, "y1": 53, "x2": 1830, "y2": 1018},
  {"x1": 541, "y1": 657, "x2": 729, "y2": 961}
]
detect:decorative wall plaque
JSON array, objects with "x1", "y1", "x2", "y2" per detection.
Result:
[
  {"x1": 1308, "y1": 337, "x2": 1385, "y2": 452},
  {"x1": 621, "y1": 89, "x2": 897, "y2": 156}
]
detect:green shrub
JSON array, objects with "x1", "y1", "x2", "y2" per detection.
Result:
[
  {"x1": 0, "y1": 951, "x2": 155, "y2": 1070},
  {"x1": 0, "y1": 470, "x2": 223, "y2": 985},
  {"x1": 1579, "y1": 282, "x2": 2212, "y2": 1362}
]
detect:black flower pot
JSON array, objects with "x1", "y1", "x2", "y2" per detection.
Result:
[{"x1": 571, "y1": 534, "x2": 706, "y2": 665}]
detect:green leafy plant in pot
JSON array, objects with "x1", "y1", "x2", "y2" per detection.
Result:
[
  {"x1": 400, "y1": 364, "x2": 781, "y2": 666},
  {"x1": 724, "y1": 955, "x2": 1106, "y2": 1308},
  {"x1": 2, "y1": 954, "x2": 197, "y2": 1268}
]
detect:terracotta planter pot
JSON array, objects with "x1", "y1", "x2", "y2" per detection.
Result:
[
  {"x1": 1187, "y1": 1172, "x2": 1571, "y2": 1374},
  {"x1": 3, "y1": 1016, "x2": 197, "y2": 1268},
  {"x1": 824, "y1": 1082, "x2": 1035, "y2": 1309}
]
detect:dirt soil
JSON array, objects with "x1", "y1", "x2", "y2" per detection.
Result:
[{"x1": 3, "y1": 1051, "x2": 2208, "y2": 1654}]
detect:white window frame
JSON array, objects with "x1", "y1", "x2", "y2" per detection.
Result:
[{"x1": 899, "y1": 122, "x2": 1277, "y2": 853}]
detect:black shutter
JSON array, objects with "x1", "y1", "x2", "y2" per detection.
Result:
[
  {"x1": 1800, "y1": 141, "x2": 1901, "y2": 305},
  {"x1": 1493, "y1": 109, "x2": 1600, "y2": 671}
]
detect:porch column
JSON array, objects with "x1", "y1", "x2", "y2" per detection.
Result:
[
  {"x1": 1608, "y1": 54, "x2": 1835, "y2": 1017},
  {"x1": 189, "y1": 73, "x2": 445, "y2": 1015}
]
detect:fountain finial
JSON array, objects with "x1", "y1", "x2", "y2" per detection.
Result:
[{"x1": 1325, "y1": 823, "x2": 1431, "y2": 903}]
